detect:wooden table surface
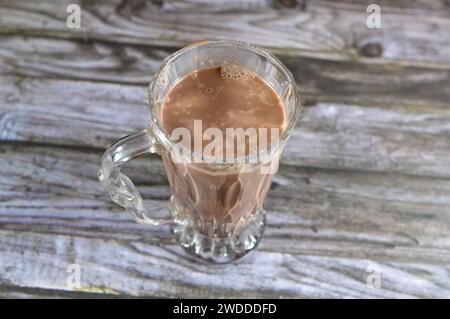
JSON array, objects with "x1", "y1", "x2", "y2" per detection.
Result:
[{"x1": 0, "y1": 0, "x2": 449, "y2": 298}]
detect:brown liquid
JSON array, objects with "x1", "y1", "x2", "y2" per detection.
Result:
[{"x1": 160, "y1": 65, "x2": 285, "y2": 235}]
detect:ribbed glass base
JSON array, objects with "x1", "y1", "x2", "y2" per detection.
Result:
[{"x1": 170, "y1": 204, "x2": 266, "y2": 263}]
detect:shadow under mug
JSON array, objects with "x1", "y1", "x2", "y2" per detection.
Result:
[{"x1": 98, "y1": 40, "x2": 301, "y2": 263}]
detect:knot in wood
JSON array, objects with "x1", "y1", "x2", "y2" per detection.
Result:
[{"x1": 358, "y1": 42, "x2": 383, "y2": 58}]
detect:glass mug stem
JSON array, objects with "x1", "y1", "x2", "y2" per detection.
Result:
[{"x1": 98, "y1": 127, "x2": 266, "y2": 263}]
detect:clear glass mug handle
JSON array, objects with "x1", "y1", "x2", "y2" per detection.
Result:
[{"x1": 98, "y1": 129, "x2": 175, "y2": 226}]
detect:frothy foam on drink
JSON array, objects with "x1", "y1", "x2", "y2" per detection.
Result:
[
  {"x1": 161, "y1": 65, "x2": 286, "y2": 156},
  {"x1": 220, "y1": 63, "x2": 256, "y2": 83}
]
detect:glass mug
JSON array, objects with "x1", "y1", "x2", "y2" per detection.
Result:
[{"x1": 98, "y1": 40, "x2": 301, "y2": 263}]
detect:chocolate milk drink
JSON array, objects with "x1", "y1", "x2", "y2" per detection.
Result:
[
  {"x1": 99, "y1": 40, "x2": 301, "y2": 262},
  {"x1": 160, "y1": 64, "x2": 286, "y2": 236}
]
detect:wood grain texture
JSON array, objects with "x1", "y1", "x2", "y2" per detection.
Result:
[
  {"x1": 0, "y1": 285, "x2": 125, "y2": 298},
  {"x1": 1, "y1": 75, "x2": 450, "y2": 178},
  {"x1": 1, "y1": 0, "x2": 450, "y2": 68},
  {"x1": 1, "y1": 0, "x2": 450, "y2": 299},
  {"x1": 1, "y1": 143, "x2": 450, "y2": 256},
  {"x1": 1, "y1": 34, "x2": 450, "y2": 109},
  {"x1": 1, "y1": 229, "x2": 449, "y2": 298},
  {"x1": 1, "y1": 144, "x2": 449, "y2": 298}
]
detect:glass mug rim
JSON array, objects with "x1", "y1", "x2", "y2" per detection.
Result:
[{"x1": 147, "y1": 39, "x2": 301, "y2": 165}]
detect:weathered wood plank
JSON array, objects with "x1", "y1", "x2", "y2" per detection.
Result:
[
  {"x1": 1, "y1": 144, "x2": 450, "y2": 264},
  {"x1": 316, "y1": 0, "x2": 450, "y2": 11},
  {"x1": 6, "y1": 228, "x2": 448, "y2": 298},
  {"x1": 0, "y1": 285, "x2": 124, "y2": 298},
  {"x1": 1, "y1": 35, "x2": 450, "y2": 109},
  {"x1": 1, "y1": 0, "x2": 450, "y2": 67},
  {"x1": 0, "y1": 35, "x2": 169, "y2": 84},
  {"x1": 1, "y1": 145, "x2": 449, "y2": 300},
  {"x1": 1, "y1": 75, "x2": 449, "y2": 178},
  {"x1": 1, "y1": 0, "x2": 449, "y2": 299}
]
